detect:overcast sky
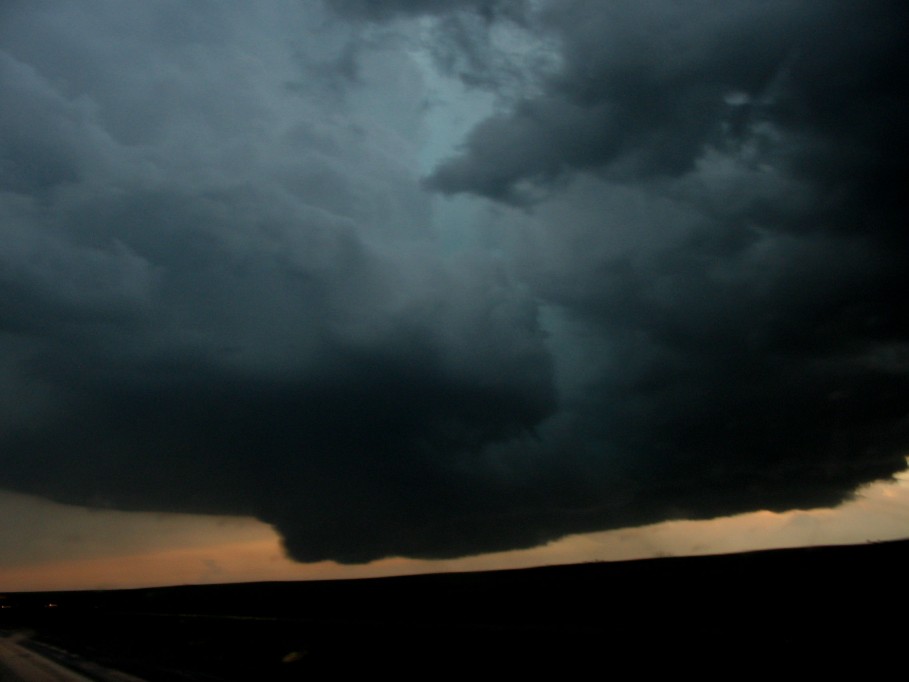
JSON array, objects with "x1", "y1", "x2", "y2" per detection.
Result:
[{"x1": 1, "y1": 0, "x2": 907, "y2": 575}]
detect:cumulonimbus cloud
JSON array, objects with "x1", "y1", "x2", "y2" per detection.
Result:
[{"x1": 1, "y1": 0, "x2": 907, "y2": 563}]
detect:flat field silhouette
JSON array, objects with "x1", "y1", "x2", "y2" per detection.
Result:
[{"x1": 2, "y1": 539, "x2": 906, "y2": 679}]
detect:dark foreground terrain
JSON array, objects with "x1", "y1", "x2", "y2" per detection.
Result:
[{"x1": 2, "y1": 539, "x2": 907, "y2": 679}]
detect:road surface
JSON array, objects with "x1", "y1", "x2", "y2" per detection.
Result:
[
  {"x1": 0, "y1": 636, "x2": 94, "y2": 682},
  {"x1": 0, "y1": 635, "x2": 145, "y2": 682}
]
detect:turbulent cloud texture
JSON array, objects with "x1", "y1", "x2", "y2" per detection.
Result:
[{"x1": 1, "y1": 0, "x2": 907, "y2": 563}]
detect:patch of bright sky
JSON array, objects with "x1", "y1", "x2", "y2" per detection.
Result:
[
  {"x1": 407, "y1": 29, "x2": 494, "y2": 172},
  {"x1": 407, "y1": 9, "x2": 560, "y2": 173},
  {"x1": 405, "y1": 36, "x2": 490, "y2": 258},
  {"x1": 402, "y1": 11, "x2": 562, "y2": 256},
  {"x1": 2, "y1": 461, "x2": 907, "y2": 592}
]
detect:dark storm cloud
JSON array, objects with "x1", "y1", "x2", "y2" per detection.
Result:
[
  {"x1": 1, "y1": 0, "x2": 908, "y2": 564},
  {"x1": 0, "y1": 1, "x2": 554, "y2": 562},
  {"x1": 422, "y1": 0, "x2": 909, "y2": 547},
  {"x1": 428, "y1": 0, "x2": 909, "y2": 209}
]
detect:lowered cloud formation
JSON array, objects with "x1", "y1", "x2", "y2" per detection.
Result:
[{"x1": 1, "y1": 0, "x2": 907, "y2": 563}]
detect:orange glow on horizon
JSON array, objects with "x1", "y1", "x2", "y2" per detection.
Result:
[{"x1": 2, "y1": 466, "x2": 908, "y2": 592}]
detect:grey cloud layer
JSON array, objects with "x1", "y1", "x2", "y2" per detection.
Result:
[{"x1": 1, "y1": 1, "x2": 907, "y2": 563}]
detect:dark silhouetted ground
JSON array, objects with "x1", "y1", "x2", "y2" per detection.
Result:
[{"x1": 2, "y1": 539, "x2": 907, "y2": 679}]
